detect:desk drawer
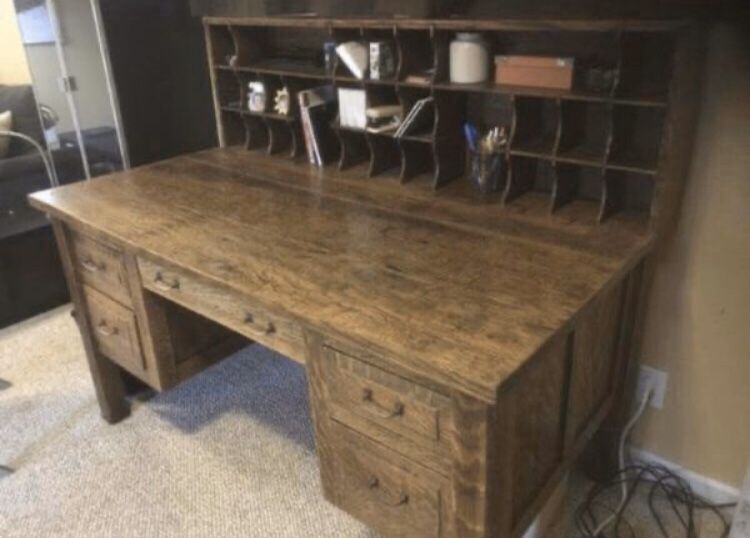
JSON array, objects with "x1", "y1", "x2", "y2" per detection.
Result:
[
  {"x1": 71, "y1": 232, "x2": 131, "y2": 306},
  {"x1": 83, "y1": 285, "x2": 145, "y2": 376},
  {"x1": 323, "y1": 346, "x2": 453, "y2": 459},
  {"x1": 328, "y1": 421, "x2": 453, "y2": 538},
  {"x1": 138, "y1": 257, "x2": 305, "y2": 363}
]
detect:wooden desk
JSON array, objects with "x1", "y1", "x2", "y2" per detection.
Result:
[
  {"x1": 31, "y1": 148, "x2": 651, "y2": 537},
  {"x1": 29, "y1": 15, "x2": 703, "y2": 537}
]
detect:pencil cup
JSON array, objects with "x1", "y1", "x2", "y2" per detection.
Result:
[{"x1": 470, "y1": 149, "x2": 505, "y2": 195}]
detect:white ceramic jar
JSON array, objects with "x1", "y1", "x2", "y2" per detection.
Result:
[{"x1": 450, "y1": 33, "x2": 489, "y2": 84}]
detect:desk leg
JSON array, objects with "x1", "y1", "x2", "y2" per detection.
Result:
[{"x1": 51, "y1": 219, "x2": 130, "y2": 424}]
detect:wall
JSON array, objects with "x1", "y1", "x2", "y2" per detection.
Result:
[
  {"x1": 634, "y1": 23, "x2": 750, "y2": 490},
  {"x1": 0, "y1": 0, "x2": 31, "y2": 84}
]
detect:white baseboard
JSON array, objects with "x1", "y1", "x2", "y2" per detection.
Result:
[{"x1": 630, "y1": 446, "x2": 741, "y2": 505}]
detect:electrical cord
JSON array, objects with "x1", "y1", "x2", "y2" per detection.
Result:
[
  {"x1": 591, "y1": 384, "x2": 656, "y2": 537},
  {"x1": 574, "y1": 384, "x2": 737, "y2": 537}
]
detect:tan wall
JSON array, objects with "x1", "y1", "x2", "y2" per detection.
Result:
[
  {"x1": 634, "y1": 23, "x2": 750, "y2": 490},
  {"x1": 0, "y1": 0, "x2": 31, "y2": 85}
]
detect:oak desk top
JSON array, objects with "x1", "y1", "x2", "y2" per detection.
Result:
[{"x1": 30, "y1": 148, "x2": 652, "y2": 402}]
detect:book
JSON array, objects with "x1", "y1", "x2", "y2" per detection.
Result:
[
  {"x1": 369, "y1": 41, "x2": 395, "y2": 80},
  {"x1": 395, "y1": 97, "x2": 434, "y2": 138},
  {"x1": 366, "y1": 105, "x2": 402, "y2": 120},
  {"x1": 298, "y1": 85, "x2": 337, "y2": 166},
  {"x1": 337, "y1": 88, "x2": 367, "y2": 130},
  {"x1": 335, "y1": 41, "x2": 368, "y2": 80}
]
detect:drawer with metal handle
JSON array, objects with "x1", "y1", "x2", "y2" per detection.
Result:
[
  {"x1": 138, "y1": 257, "x2": 305, "y2": 363},
  {"x1": 83, "y1": 285, "x2": 146, "y2": 377},
  {"x1": 321, "y1": 346, "x2": 454, "y2": 467},
  {"x1": 326, "y1": 420, "x2": 454, "y2": 538},
  {"x1": 71, "y1": 231, "x2": 131, "y2": 306}
]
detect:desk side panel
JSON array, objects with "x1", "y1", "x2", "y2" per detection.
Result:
[{"x1": 486, "y1": 269, "x2": 633, "y2": 538}]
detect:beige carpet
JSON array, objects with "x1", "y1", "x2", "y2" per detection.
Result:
[{"x1": 0, "y1": 306, "x2": 735, "y2": 537}]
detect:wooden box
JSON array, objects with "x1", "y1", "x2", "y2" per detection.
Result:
[{"x1": 495, "y1": 55, "x2": 574, "y2": 90}]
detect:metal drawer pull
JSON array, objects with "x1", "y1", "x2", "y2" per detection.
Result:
[
  {"x1": 367, "y1": 476, "x2": 409, "y2": 507},
  {"x1": 361, "y1": 388, "x2": 404, "y2": 419},
  {"x1": 96, "y1": 322, "x2": 118, "y2": 337},
  {"x1": 243, "y1": 313, "x2": 276, "y2": 335},
  {"x1": 153, "y1": 272, "x2": 180, "y2": 291},
  {"x1": 81, "y1": 257, "x2": 105, "y2": 273}
]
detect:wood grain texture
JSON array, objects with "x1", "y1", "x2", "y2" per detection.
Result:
[
  {"x1": 509, "y1": 331, "x2": 568, "y2": 526},
  {"x1": 203, "y1": 16, "x2": 685, "y2": 32},
  {"x1": 51, "y1": 220, "x2": 130, "y2": 423},
  {"x1": 70, "y1": 231, "x2": 132, "y2": 307},
  {"x1": 29, "y1": 151, "x2": 648, "y2": 403},
  {"x1": 566, "y1": 280, "x2": 625, "y2": 447},
  {"x1": 327, "y1": 420, "x2": 455, "y2": 538},
  {"x1": 29, "y1": 18, "x2": 702, "y2": 537},
  {"x1": 83, "y1": 285, "x2": 146, "y2": 376},
  {"x1": 139, "y1": 256, "x2": 306, "y2": 364},
  {"x1": 322, "y1": 345, "x2": 454, "y2": 473}
]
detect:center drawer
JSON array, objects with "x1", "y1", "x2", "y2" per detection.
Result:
[{"x1": 138, "y1": 257, "x2": 305, "y2": 363}]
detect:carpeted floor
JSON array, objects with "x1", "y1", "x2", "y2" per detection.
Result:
[{"x1": 0, "y1": 306, "x2": 735, "y2": 537}]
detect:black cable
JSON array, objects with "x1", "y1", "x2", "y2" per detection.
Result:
[{"x1": 573, "y1": 461, "x2": 737, "y2": 537}]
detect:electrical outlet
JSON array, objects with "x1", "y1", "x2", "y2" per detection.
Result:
[{"x1": 636, "y1": 365, "x2": 668, "y2": 409}]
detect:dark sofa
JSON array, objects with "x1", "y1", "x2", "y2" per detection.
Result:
[
  {"x1": 0, "y1": 85, "x2": 74, "y2": 328},
  {"x1": 0, "y1": 85, "x2": 84, "y2": 228}
]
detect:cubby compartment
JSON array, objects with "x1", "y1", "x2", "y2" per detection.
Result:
[
  {"x1": 366, "y1": 84, "x2": 400, "y2": 113},
  {"x1": 396, "y1": 86, "x2": 434, "y2": 141},
  {"x1": 216, "y1": 69, "x2": 242, "y2": 111},
  {"x1": 432, "y1": 91, "x2": 464, "y2": 187},
  {"x1": 464, "y1": 91, "x2": 514, "y2": 135},
  {"x1": 363, "y1": 27, "x2": 399, "y2": 83},
  {"x1": 443, "y1": 30, "x2": 621, "y2": 96},
  {"x1": 503, "y1": 156, "x2": 553, "y2": 209},
  {"x1": 608, "y1": 105, "x2": 664, "y2": 174},
  {"x1": 615, "y1": 32, "x2": 674, "y2": 104},
  {"x1": 397, "y1": 29, "x2": 435, "y2": 85},
  {"x1": 557, "y1": 101, "x2": 611, "y2": 165},
  {"x1": 264, "y1": 118, "x2": 294, "y2": 155},
  {"x1": 334, "y1": 128, "x2": 369, "y2": 171},
  {"x1": 601, "y1": 170, "x2": 655, "y2": 221},
  {"x1": 209, "y1": 25, "x2": 236, "y2": 67},
  {"x1": 234, "y1": 25, "x2": 332, "y2": 77},
  {"x1": 399, "y1": 139, "x2": 435, "y2": 183},
  {"x1": 511, "y1": 97, "x2": 560, "y2": 157},
  {"x1": 242, "y1": 114, "x2": 268, "y2": 151},
  {"x1": 366, "y1": 133, "x2": 401, "y2": 178},
  {"x1": 550, "y1": 163, "x2": 605, "y2": 220},
  {"x1": 220, "y1": 110, "x2": 247, "y2": 147},
  {"x1": 333, "y1": 27, "x2": 366, "y2": 80}
]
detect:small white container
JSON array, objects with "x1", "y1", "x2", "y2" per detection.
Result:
[{"x1": 450, "y1": 33, "x2": 489, "y2": 84}]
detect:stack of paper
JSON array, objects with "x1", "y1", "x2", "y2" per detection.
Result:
[{"x1": 337, "y1": 88, "x2": 367, "y2": 130}]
